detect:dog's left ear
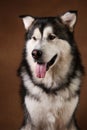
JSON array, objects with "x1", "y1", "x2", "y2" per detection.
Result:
[{"x1": 61, "y1": 11, "x2": 77, "y2": 31}]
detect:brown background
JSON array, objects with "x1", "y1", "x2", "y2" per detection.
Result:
[{"x1": 0, "y1": 0, "x2": 87, "y2": 130}]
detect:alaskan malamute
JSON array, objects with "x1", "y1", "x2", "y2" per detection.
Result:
[{"x1": 18, "y1": 11, "x2": 84, "y2": 130}]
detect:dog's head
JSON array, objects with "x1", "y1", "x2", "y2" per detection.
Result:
[{"x1": 21, "y1": 11, "x2": 77, "y2": 79}]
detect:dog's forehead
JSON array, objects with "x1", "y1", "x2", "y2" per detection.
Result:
[
  {"x1": 33, "y1": 28, "x2": 41, "y2": 38},
  {"x1": 43, "y1": 26, "x2": 53, "y2": 37},
  {"x1": 33, "y1": 26, "x2": 53, "y2": 38},
  {"x1": 32, "y1": 17, "x2": 56, "y2": 37}
]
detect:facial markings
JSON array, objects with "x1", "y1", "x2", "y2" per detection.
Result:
[
  {"x1": 32, "y1": 28, "x2": 41, "y2": 41},
  {"x1": 43, "y1": 26, "x2": 58, "y2": 42},
  {"x1": 43, "y1": 26, "x2": 53, "y2": 39},
  {"x1": 31, "y1": 26, "x2": 57, "y2": 43}
]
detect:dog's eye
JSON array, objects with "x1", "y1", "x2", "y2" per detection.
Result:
[
  {"x1": 48, "y1": 34, "x2": 56, "y2": 40},
  {"x1": 32, "y1": 36, "x2": 37, "y2": 41}
]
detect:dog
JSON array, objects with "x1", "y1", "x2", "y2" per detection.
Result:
[{"x1": 18, "y1": 11, "x2": 84, "y2": 130}]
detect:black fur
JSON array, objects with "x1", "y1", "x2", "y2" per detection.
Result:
[
  {"x1": 18, "y1": 14, "x2": 84, "y2": 130},
  {"x1": 18, "y1": 16, "x2": 84, "y2": 95}
]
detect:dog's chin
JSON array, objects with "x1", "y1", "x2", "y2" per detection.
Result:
[{"x1": 35, "y1": 54, "x2": 58, "y2": 78}]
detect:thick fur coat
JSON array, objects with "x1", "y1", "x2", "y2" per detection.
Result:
[{"x1": 18, "y1": 11, "x2": 84, "y2": 130}]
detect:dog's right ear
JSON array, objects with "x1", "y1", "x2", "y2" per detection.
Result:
[{"x1": 19, "y1": 15, "x2": 35, "y2": 30}]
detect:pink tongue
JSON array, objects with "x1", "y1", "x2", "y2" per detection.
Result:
[{"x1": 35, "y1": 63, "x2": 47, "y2": 78}]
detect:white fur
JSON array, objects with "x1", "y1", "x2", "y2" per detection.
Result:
[
  {"x1": 61, "y1": 12, "x2": 76, "y2": 31},
  {"x1": 20, "y1": 13, "x2": 81, "y2": 129},
  {"x1": 24, "y1": 76, "x2": 79, "y2": 129},
  {"x1": 43, "y1": 26, "x2": 53, "y2": 39},
  {"x1": 32, "y1": 28, "x2": 42, "y2": 40},
  {"x1": 21, "y1": 68, "x2": 79, "y2": 130},
  {"x1": 26, "y1": 25, "x2": 72, "y2": 88},
  {"x1": 22, "y1": 16, "x2": 34, "y2": 30}
]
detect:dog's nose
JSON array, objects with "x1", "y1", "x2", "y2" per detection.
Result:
[{"x1": 32, "y1": 49, "x2": 42, "y2": 59}]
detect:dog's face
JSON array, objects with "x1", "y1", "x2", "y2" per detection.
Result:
[{"x1": 21, "y1": 11, "x2": 77, "y2": 79}]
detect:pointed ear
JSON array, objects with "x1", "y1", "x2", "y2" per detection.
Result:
[
  {"x1": 20, "y1": 16, "x2": 35, "y2": 30},
  {"x1": 61, "y1": 11, "x2": 77, "y2": 31}
]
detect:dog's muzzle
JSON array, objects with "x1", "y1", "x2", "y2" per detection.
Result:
[{"x1": 32, "y1": 49, "x2": 57, "y2": 78}]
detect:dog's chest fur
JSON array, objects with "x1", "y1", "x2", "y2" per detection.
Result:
[{"x1": 23, "y1": 73, "x2": 78, "y2": 129}]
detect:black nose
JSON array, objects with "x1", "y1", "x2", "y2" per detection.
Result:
[{"x1": 32, "y1": 49, "x2": 42, "y2": 59}]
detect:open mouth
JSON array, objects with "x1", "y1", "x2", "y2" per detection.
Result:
[
  {"x1": 35, "y1": 54, "x2": 57, "y2": 78},
  {"x1": 47, "y1": 54, "x2": 57, "y2": 70}
]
